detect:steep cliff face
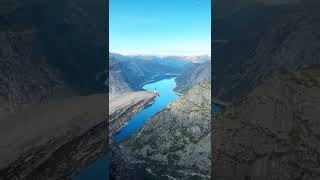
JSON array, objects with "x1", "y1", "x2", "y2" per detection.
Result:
[
  {"x1": 108, "y1": 57, "x2": 133, "y2": 98},
  {"x1": 111, "y1": 83, "x2": 211, "y2": 179},
  {"x1": 108, "y1": 71, "x2": 133, "y2": 98},
  {"x1": 175, "y1": 61, "x2": 211, "y2": 94},
  {"x1": 109, "y1": 91, "x2": 156, "y2": 140},
  {"x1": 0, "y1": 0, "x2": 107, "y2": 115},
  {"x1": 213, "y1": 0, "x2": 320, "y2": 101},
  {"x1": 0, "y1": 94, "x2": 107, "y2": 180},
  {"x1": 213, "y1": 65, "x2": 320, "y2": 180}
]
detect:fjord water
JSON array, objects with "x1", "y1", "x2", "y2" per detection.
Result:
[
  {"x1": 114, "y1": 77, "x2": 178, "y2": 142},
  {"x1": 74, "y1": 77, "x2": 178, "y2": 180}
]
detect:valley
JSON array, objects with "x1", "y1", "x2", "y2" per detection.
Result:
[
  {"x1": 212, "y1": 0, "x2": 320, "y2": 179},
  {"x1": 107, "y1": 52, "x2": 212, "y2": 179}
]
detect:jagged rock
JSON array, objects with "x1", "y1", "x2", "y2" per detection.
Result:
[
  {"x1": 108, "y1": 68, "x2": 133, "y2": 98},
  {"x1": 0, "y1": 94, "x2": 107, "y2": 180},
  {"x1": 213, "y1": 65, "x2": 320, "y2": 180},
  {"x1": 109, "y1": 91, "x2": 156, "y2": 140},
  {"x1": 112, "y1": 83, "x2": 211, "y2": 180}
]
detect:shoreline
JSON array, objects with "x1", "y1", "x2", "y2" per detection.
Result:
[{"x1": 139, "y1": 73, "x2": 180, "y2": 88}]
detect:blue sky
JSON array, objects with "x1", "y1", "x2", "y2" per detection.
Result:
[{"x1": 110, "y1": 0, "x2": 211, "y2": 56}]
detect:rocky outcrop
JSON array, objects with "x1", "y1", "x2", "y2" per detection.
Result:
[
  {"x1": 108, "y1": 69, "x2": 133, "y2": 99},
  {"x1": 0, "y1": 0, "x2": 107, "y2": 116},
  {"x1": 175, "y1": 61, "x2": 211, "y2": 94},
  {"x1": 213, "y1": 0, "x2": 320, "y2": 101},
  {"x1": 0, "y1": 94, "x2": 107, "y2": 180},
  {"x1": 111, "y1": 83, "x2": 211, "y2": 179},
  {"x1": 109, "y1": 91, "x2": 156, "y2": 140},
  {"x1": 213, "y1": 65, "x2": 320, "y2": 180}
]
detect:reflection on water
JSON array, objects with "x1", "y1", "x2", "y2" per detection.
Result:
[{"x1": 73, "y1": 153, "x2": 110, "y2": 180}]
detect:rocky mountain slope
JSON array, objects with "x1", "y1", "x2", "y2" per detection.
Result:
[
  {"x1": 111, "y1": 83, "x2": 211, "y2": 179},
  {"x1": 109, "y1": 57, "x2": 133, "y2": 98},
  {"x1": 0, "y1": 0, "x2": 107, "y2": 116},
  {"x1": 213, "y1": 0, "x2": 320, "y2": 101},
  {"x1": 213, "y1": 65, "x2": 320, "y2": 180},
  {"x1": 175, "y1": 60, "x2": 211, "y2": 94},
  {"x1": 0, "y1": 94, "x2": 107, "y2": 180}
]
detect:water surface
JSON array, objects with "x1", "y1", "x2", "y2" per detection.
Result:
[
  {"x1": 114, "y1": 77, "x2": 178, "y2": 142},
  {"x1": 74, "y1": 77, "x2": 178, "y2": 180}
]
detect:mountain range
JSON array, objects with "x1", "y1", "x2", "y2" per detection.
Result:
[{"x1": 108, "y1": 52, "x2": 205, "y2": 98}]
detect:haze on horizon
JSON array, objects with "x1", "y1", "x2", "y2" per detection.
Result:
[{"x1": 110, "y1": 0, "x2": 211, "y2": 56}]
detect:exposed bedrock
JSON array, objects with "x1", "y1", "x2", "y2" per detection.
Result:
[
  {"x1": 109, "y1": 91, "x2": 156, "y2": 141},
  {"x1": 0, "y1": 94, "x2": 107, "y2": 180},
  {"x1": 213, "y1": 65, "x2": 320, "y2": 180},
  {"x1": 111, "y1": 83, "x2": 211, "y2": 180}
]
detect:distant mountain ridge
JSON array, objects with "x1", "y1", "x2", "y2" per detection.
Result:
[
  {"x1": 108, "y1": 53, "x2": 193, "y2": 98},
  {"x1": 174, "y1": 60, "x2": 211, "y2": 94},
  {"x1": 108, "y1": 52, "x2": 212, "y2": 96},
  {"x1": 127, "y1": 54, "x2": 211, "y2": 64}
]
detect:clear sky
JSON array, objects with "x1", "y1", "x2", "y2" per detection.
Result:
[{"x1": 110, "y1": 0, "x2": 211, "y2": 56}]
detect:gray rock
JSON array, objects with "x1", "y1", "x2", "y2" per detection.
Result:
[
  {"x1": 0, "y1": 94, "x2": 107, "y2": 180},
  {"x1": 109, "y1": 91, "x2": 156, "y2": 140},
  {"x1": 113, "y1": 83, "x2": 211, "y2": 179},
  {"x1": 213, "y1": 65, "x2": 320, "y2": 180},
  {"x1": 175, "y1": 61, "x2": 211, "y2": 94}
]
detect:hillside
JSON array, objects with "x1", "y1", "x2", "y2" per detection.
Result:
[
  {"x1": 108, "y1": 53, "x2": 192, "y2": 98},
  {"x1": 174, "y1": 60, "x2": 211, "y2": 94},
  {"x1": 213, "y1": 65, "x2": 320, "y2": 180},
  {"x1": 111, "y1": 83, "x2": 211, "y2": 179}
]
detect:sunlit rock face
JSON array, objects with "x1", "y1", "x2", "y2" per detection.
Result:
[
  {"x1": 111, "y1": 83, "x2": 211, "y2": 180},
  {"x1": 213, "y1": 65, "x2": 320, "y2": 180},
  {"x1": 109, "y1": 91, "x2": 156, "y2": 140}
]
